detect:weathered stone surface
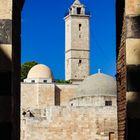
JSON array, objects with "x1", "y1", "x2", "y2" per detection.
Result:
[
  {"x1": 116, "y1": 12, "x2": 126, "y2": 140},
  {"x1": 65, "y1": 14, "x2": 90, "y2": 82},
  {"x1": 57, "y1": 84, "x2": 77, "y2": 106},
  {"x1": 0, "y1": 19, "x2": 12, "y2": 44},
  {"x1": 0, "y1": 0, "x2": 24, "y2": 140},
  {"x1": 117, "y1": 0, "x2": 140, "y2": 139},
  {"x1": 126, "y1": 39, "x2": 140, "y2": 64},
  {"x1": 21, "y1": 83, "x2": 77, "y2": 108},
  {"x1": 126, "y1": 16, "x2": 140, "y2": 38},
  {"x1": 21, "y1": 107, "x2": 117, "y2": 140},
  {"x1": 126, "y1": 0, "x2": 140, "y2": 15},
  {"x1": 21, "y1": 83, "x2": 56, "y2": 109},
  {"x1": 0, "y1": 0, "x2": 12, "y2": 19},
  {"x1": 21, "y1": 79, "x2": 117, "y2": 140}
]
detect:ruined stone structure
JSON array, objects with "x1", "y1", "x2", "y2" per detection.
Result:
[
  {"x1": 65, "y1": 0, "x2": 90, "y2": 83},
  {"x1": 21, "y1": 1, "x2": 118, "y2": 140},
  {"x1": 0, "y1": 0, "x2": 24, "y2": 139},
  {"x1": 116, "y1": 0, "x2": 140, "y2": 139}
]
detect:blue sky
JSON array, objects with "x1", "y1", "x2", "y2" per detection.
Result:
[{"x1": 21, "y1": 0, "x2": 116, "y2": 80}]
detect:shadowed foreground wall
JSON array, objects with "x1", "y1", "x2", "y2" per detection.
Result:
[
  {"x1": 116, "y1": 0, "x2": 126, "y2": 139},
  {"x1": 0, "y1": 0, "x2": 24, "y2": 139},
  {"x1": 116, "y1": 0, "x2": 140, "y2": 139},
  {"x1": 126, "y1": 0, "x2": 140, "y2": 140}
]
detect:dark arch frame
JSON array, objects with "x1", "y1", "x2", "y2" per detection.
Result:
[
  {"x1": 2, "y1": 0, "x2": 140, "y2": 139},
  {"x1": 0, "y1": 0, "x2": 24, "y2": 140},
  {"x1": 116, "y1": 0, "x2": 140, "y2": 139},
  {"x1": 116, "y1": 0, "x2": 126, "y2": 139}
]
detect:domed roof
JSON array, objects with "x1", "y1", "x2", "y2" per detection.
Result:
[
  {"x1": 27, "y1": 64, "x2": 53, "y2": 79},
  {"x1": 76, "y1": 72, "x2": 116, "y2": 97}
]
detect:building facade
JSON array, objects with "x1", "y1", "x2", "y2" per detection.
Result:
[
  {"x1": 21, "y1": 1, "x2": 118, "y2": 140},
  {"x1": 21, "y1": 65, "x2": 118, "y2": 140}
]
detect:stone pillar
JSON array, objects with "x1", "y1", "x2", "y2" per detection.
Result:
[
  {"x1": 0, "y1": 0, "x2": 24, "y2": 139},
  {"x1": 125, "y1": 0, "x2": 140, "y2": 139},
  {"x1": 116, "y1": 0, "x2": 126, "y2": 140},
  {"x1": 117, "y1": 0, "x2": 140, "y2": 139}
]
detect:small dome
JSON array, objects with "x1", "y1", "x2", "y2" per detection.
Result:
[
  {"x1": 76, "y1": 72, "x2": 116, "y2": 97},
  {"x1": 27, "y1": 64, "x2": 53, "y2": 79}
]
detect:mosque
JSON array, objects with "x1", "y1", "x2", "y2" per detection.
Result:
[{"x1": 21, "y1": 0, "x2": 118, "y2": 140}]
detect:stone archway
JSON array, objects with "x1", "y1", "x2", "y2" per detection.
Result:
[{"x1": 1, "y1": 0, "x2": 140, "y2": 140}]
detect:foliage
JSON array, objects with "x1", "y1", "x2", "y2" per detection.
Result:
[
  {"x1": 55, "y1": 79, "x2": 72, "y2": 84},
  {"x1": 21, "y1": 61, "x2": 38, "y2": 81}
]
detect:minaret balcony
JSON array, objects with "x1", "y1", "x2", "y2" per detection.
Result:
[{"x1": 64, "y1": 11, "x2": 90, "y2": 17}]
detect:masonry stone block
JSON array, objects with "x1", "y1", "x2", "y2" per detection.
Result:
[{"x1": 126, "y1": 39, "x2": 140, "y2": 64}]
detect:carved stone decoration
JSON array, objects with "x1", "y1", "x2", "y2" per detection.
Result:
[{"x1": 0, "y1": 19, "x2": 12, "y2": 44}]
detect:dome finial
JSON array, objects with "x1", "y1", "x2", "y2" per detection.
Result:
[
  {"x1": 73, "y1": 0, "x2": 81, "y2": 5},
  {"x1": 98, "y1": 69, "x2": 101, "y2": 73}
]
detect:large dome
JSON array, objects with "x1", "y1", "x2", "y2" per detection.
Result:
[
  {"x1": 27, "y1": 64, "x2": 53, "y2": 79},
  {"x1": 76, "y1": 72, "x2": 116, "y2": 97}
]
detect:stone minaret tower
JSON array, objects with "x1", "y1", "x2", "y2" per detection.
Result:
[{"x1": 64, "y1": 0, "x2": 90, "y2": 84}]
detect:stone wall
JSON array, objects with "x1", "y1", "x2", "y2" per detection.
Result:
[
  {"x1": 21, "y1": 83, "x2": 77, "y2": 109},
  {"x1": 56, "y1": 84, "x2": 77, "y2": 106},
  {"x1": 125, "y1": 0, "x2": 140, "y2": 139},
  {"x1": 65, "y1": 15, "x2": 90, "y2": 82},
  {"x1": 0, "y1": 0, "x2": 24, "y2": 139},
  {"x1": 21, "y1": 106, "x2": 117, "y2": 140},
  {"x1": 116, "y1": 0, "x2": 126, "y2": 139},
  {"x1": 70, "y1": 96, "x2": 116, "y2": 107},
  {"x1": 116, "y1": 10, "x2": 126, "y2": 140},
  {"x1": 116, "y1": 0, "x2": 140, "y2": 139},
  {"x1": 21, "y1": 83, "x2": 56, "y2": 109},
  {"x1": 21, "y1": 82, "x2": 118, "y2": 140}
]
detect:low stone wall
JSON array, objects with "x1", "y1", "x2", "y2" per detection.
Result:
[{"x1": 21, "y1": 106, "x2": 117, "y2": 140}]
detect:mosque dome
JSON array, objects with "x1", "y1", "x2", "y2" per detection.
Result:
[
  {"x1": 76, "y1": 72, "x2": 116, "y2": 97},
  {"x1": 27, "y1": 64, "x2": 53, "y2": 79}
]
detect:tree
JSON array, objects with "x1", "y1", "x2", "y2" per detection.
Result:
[{"x1": 21, "y1": 61, "x2": 38, "y2": 81}]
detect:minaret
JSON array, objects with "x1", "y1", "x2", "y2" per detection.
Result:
[{"x1": 64, "y1": 0, "x2": 90, "y2": 84}]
